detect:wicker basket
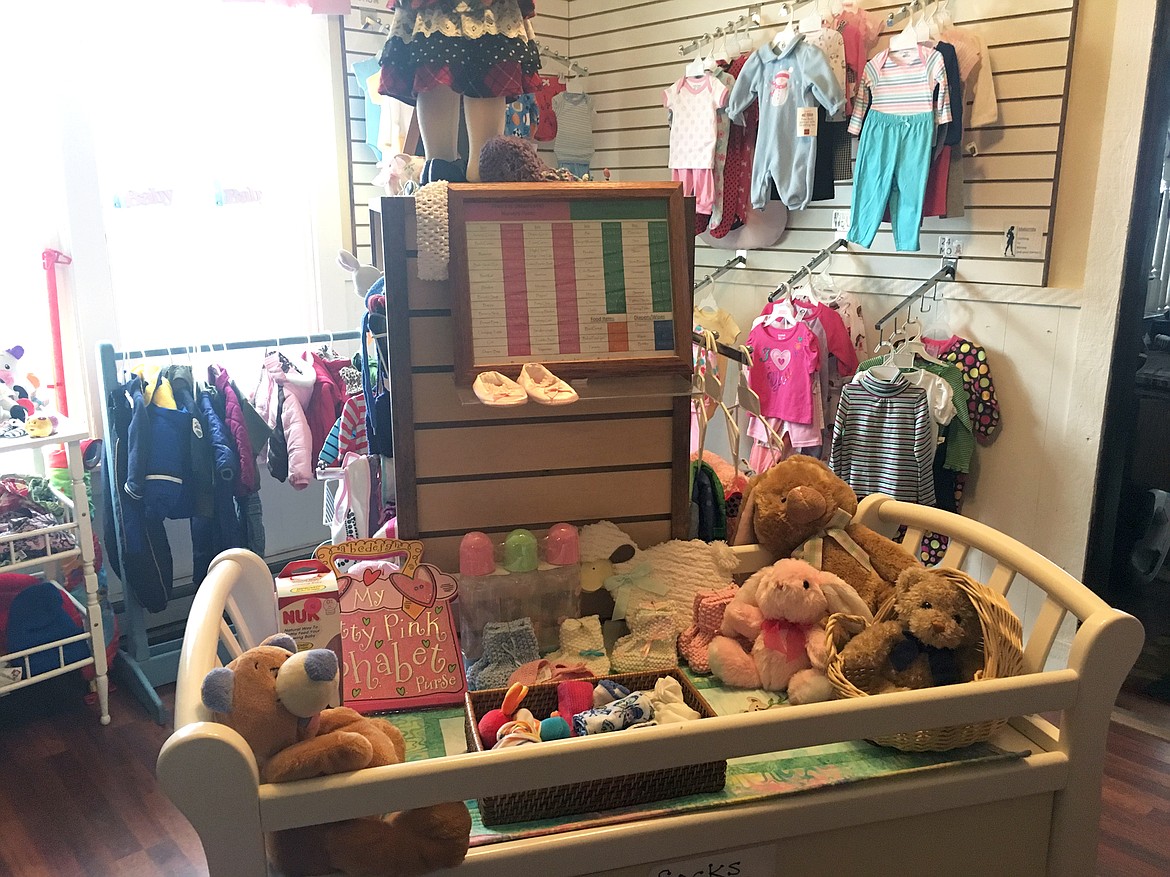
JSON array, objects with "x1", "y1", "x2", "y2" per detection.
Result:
[
  {"x1": 825, "y1": 568, "x2": 1025, "y2": 752},
  {"x1": 464, "y1": 669, "x2": 727, "y2": 826}
]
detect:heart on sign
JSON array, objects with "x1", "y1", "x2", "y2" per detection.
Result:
[
  {"x1": 434, "y1": 605, "x2": 444, "y2": 615},
  {"x1": 396, "y1": 687, "x2": 406, "y2": 696},
  {"x1": 389, "y1": 566, "x2": 438, "y2": 608},
  {"x1": 362, "y1": 567, "x2": 382, "y2": 587},
  {"x1": 362, "y1": 616, "x2": 371, "y2": 626},
  {"x1": 769, "y1": 348, "x2": 792, "y2": 372},
  {"x1": 351, "y1": 688, "x2": 361, "y2": 698},
  {"x1": 422, "y1": 639, "x2": 430, "y2": 648},
  {"x1": 447, "y1": 663, "x2": 457, "y2": 673},
  {"x1": 374, "y1": 639, "x2": 384, "y2": 649}
]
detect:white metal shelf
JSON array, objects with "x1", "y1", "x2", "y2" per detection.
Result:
[{"x1": 0, "y1": 433, "x2": 111, "y2": 723}]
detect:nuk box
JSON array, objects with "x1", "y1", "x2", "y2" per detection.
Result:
[{"x1": 274, "y1": 559, "x2": 342, "y2": 705}]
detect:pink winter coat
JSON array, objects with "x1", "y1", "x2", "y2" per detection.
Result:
[{"x1": 253, "y1": 353, "x2": 315, "y2": 490}]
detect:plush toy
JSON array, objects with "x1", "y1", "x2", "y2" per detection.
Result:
[
  {"x1": 338, "y1": 250, "x2": 383, "y2": 302},
  {"x1": 478, "y1": 136, "x2": 581, "y2": 183},
  {"x1": 708, "y1": 558, "x2": 872, "y2": 704},
  {"x1": 201, "y1": 634, "x2": 471, "y2": 877},
  {"x1": 836, "y1": 567, "x2": 987, "y2": 695},
  {"x1": 374, "y1": 153, "x2": 427, "y2": 196},
  {"x1": 0, "y1": 346, "x2": 23, "y2": 388},
  {"x1": 733, "y1": 456, "x2": 920, "y2": 614}
]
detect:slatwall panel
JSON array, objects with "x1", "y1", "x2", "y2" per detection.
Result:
[
  {"x1": 372, "y1": 195, "x2": 690, "y2": 572},
  {"x1": 570, "y1": 0, "x2": 1076, "y2": 290},
  {"x1": 340, "y1": 2, "x2": 571, "y2": 267}
]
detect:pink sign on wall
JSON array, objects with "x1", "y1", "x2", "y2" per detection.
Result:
[{"x1": 317, "y1": 538, "x2": 466, "y2": 713}]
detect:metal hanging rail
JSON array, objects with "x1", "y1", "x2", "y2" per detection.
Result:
[
  {"x1": 691, "y1": 330, "x2": 750, "y2": 365},
  {"x1": 678, "y1": 5, "x2": 762, "y2": 56},
  {"x1": 874, "y1": 259, "x2": 959, "y2": 331},
  {"x1": 537, "y1": 43, "x2": 589, "y2": 77},
  {"x1": 111, "y1": 331, "x2": 362, "y2": 363},
  {"x1": 768, "y1": 239, "x2": 849, "y2": 302},
  {"x1": 694, "y1": 252, "x2": 747, "y2": 293}
]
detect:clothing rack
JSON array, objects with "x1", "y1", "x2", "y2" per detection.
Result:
[
  {"x1": 693, "y1": 252, "x2": 747, "y2": 293},
  {"x1": 874, "y1": 258, "x2": 959, "y2": 333},
  {"x1": 537, "y1": 43, "x2": 588, "y2": 77},
  {"x1": 97, "y1": 330, "x2": 360, "y2": 724},
  {"x1": 691, "y1": 330, "x2": 750, "y2": 365},
  {"x1": 767, "y1": 239, "x2": 849, "y2": 302},
  {"x1": 677, "y1": 5, "x2": 763, "y2": 55},
  {"x1": 361, "y1": 15, "x2": 390, "y2": 34}
]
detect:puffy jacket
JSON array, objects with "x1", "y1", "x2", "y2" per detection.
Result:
[
  {"x1": 210, "y1": 365, "x2": 258, "y2": 495},
  {"x1": 253, "y1": 353, "x2": 315, "y2": 490},
  {"x1": 305, "y1": 353, "x2": 348, "y2": 462}
]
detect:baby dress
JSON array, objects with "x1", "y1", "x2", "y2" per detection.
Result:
[{"x1": 379, "y1": 0, "x2": 542, "y2": 102}]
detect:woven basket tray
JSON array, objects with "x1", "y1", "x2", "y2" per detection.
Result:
[
  {"x1": 825, "y1": 567, "x2": 1025, "y2": 752},
  {"x1": 464, "y1": 669, "x2": 727, "y2": 826}
]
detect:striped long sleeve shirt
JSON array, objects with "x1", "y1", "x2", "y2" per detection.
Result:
[
  {"x1": 848, "y1": 45, "x2": 952, "y2": 135},
  {"x1": 828, "y1": 373, "x2": 936, "y2": 505}
]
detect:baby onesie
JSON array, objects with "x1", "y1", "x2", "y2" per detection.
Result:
[
  {"x1": 532, "y1": 74, "x2": 565, "y2": 141},
  {"x1": 504, "y1": 93, "x2": 540, "y2": 138},
  {"x1": 726, "y1": 35, "x2": 845, "y2": 211},
  {"x1": 553, "y1": 91, "x2": 595, "y2": 175},
  {"x1": 664, "y1": 73, "x2": 730, "y2": 215}
]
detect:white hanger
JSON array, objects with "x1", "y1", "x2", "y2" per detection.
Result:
[
  {"x1": 713, "y1": 26, "x2": 731, "y2": 64},
  {"x1": 736, "y1": 16, "x2": 755, "y2": 54},
  {"x1": 935, "y1": 0, "x2": 953, "y2": 29},
  {"x1": 686, "y1": 36, "x2": 707, "y2": 77},
  {"x1": 889, "y1": 1, "x2": 920, "y2": 51},
  {"x1": 798, "y1": 0, "x2": 824, "y2": 34},
  {"x1": 811, "y1": 253, "x2": 842, "y2": 304},
  {"x1": 773, "y1": 4, "x2": 798, "y2": 50},
  {"x1": 914, "y1": 2, "x2": 935, "y2": 43},
  {"x1": 926, "y1": 0, "x2": 943, "y2": 39}
]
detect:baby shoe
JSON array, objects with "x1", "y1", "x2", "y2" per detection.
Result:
[
  {"x1": 420, "y1": 157, "x2": 467, "y2": 185},
  {"x1": 518, "y1": 363, "x2": 579, "y2": 405},
  {"x1": 466, "y1": 617, "x2": 541, "y2": 690},
  {"x1": 610, "y1": 604, "x2": 679, "y2": 673},
  {"x1": 677, "y1": 585, "x2": 739, "y2": 674},
  {"x1": 544, "y1": 615, "x2": 610, "y2": 677},
  {"x1": 473, "y1": 371, "x2": 527, "y2": 407}
]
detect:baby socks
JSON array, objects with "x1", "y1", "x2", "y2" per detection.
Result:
[
  {"x1": 610, "y1": 604, "x2": 679, "y2": 673},
  {"x1": 544, "y1": 615, "x2": 610, "y2": 677},
  {"x1": 677, "y1": 585, "x2": 739, "y2": 674},
  {"x1": 466, "y1": 617, "x2": 541, "y2": 690}
]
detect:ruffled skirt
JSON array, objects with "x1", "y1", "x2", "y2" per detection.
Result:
[{"x1": 379, "y1": 0, "x2": 542, "y2": 102}]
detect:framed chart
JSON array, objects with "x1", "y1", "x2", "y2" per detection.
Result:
[{"x1": 448, "y1": 182, "x2": 693, "y2": 385}]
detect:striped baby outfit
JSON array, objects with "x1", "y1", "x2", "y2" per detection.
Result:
[
  {"x1": 847, "y1": 45, "x2": 952, "y2": 133},
  {"x1": 828, "y1": 373, "x2": 936, "y2": 505},
  {"x1": 552, "y1": 91, "x2": 595, "y2": 165}
]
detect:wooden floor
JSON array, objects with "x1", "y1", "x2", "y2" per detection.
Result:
[{"x1": 2, "y1": 672, "x2": 1170, "y2": 876}]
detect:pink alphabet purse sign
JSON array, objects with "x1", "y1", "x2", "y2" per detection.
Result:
[{"x1": 317, "y1": 538, "x2": 467, "y2": 712}]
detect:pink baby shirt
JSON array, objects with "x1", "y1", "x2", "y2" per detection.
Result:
[{"x1": 747, "y1": 319, "x2": 821, "y2": 423}]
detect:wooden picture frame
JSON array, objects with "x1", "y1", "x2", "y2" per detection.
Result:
[{"x1": 448, "y1": 182, "x2": 693, "y2": 385}]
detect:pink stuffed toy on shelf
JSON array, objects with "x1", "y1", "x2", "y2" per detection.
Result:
[{"x1": 707, "y1": 558, "x2": 873, "y2": 705}]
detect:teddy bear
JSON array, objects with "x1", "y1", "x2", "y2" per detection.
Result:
[
  {"x1": 200, "y1": 634, "x2": 471, "y2": 877},
  {"x1": 836, "y1": 567, "x2": 987, "y2": 695},
  {"x1": 708, "y1": 558, "x2": 872, "y2": 704},
  {"x1": 732, "y1": 456, "x2": 920, "y2": 614}
]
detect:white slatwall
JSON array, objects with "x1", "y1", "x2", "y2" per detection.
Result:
[
  {"x1": 340, "y1": 1, "x2": 570, "y2": 266},
  {"x1": 571, "y1": 0, "x2": 1076, "y2": 291}
]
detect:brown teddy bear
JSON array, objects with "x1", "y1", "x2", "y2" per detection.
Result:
[
  {"x1": 836, "y1": 567, "x2": 986, "y2": 694},
  {"x1": 200, "y1": 634, "x2": 471, "y2": 877},
  {"x1": 732, "y1": 456, "x2": 919, "y2": 613}
]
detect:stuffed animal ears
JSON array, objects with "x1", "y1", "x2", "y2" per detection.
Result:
[
  {"x1": 820, "y1": 575, "x2": 873, "y2": 622},
  {"x1": 337, "y1": 249, "x2": 361, "y2": 273},
  {"x1": 202, "y1": 667, "x2": 235, "y2": 714},
  {"x1": 262, "y1": 633, "x2": 298, "y2": 654}
]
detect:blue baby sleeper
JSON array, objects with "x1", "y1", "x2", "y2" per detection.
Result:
[{"x1": 727, "y1": 34, "x2": 845, "y2": 211}]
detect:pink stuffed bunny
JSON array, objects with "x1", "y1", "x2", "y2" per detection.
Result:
[{"x1": 708, "y1": 558, "x2": 872, "y2": 704}]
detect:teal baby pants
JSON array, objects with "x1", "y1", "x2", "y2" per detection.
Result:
[{"x1": 848, "y1": 111, "x2": 934, "y2": 252}]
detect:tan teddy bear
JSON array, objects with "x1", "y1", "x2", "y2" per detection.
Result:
[
  {"x1": 200, "y1": 634, "x2": 471, "y2": 877},
  {"x1": 836, "y1": 567, "x2": 987, "y2": 695},
  {"x1": 733, "y1": 456, "x2": 920, "y2": 613}
]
